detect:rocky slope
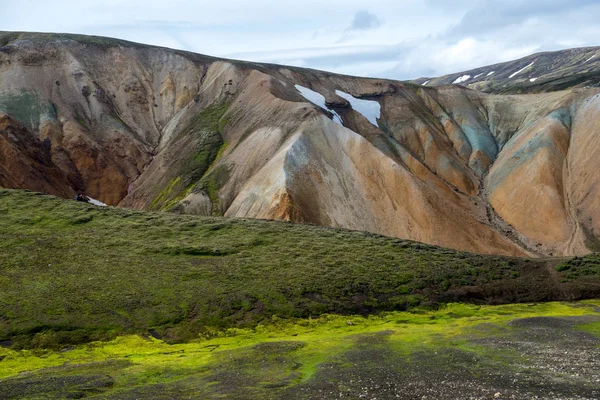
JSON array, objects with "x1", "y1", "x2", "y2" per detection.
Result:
[
  {"x1": 2, "y1": 32, "x2": 600, "y2": 257},
  {"x1": 412, "y1": 46, "x2": 600, "y2": 93}
]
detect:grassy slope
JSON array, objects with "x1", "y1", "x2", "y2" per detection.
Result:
[{"x1": 0, "y1": 189, "x2": 599, "y2": 350}]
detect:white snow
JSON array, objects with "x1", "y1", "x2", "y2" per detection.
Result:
[
  {"x1": 423, "y1": 80, "x2": 430, "y2": 86},
  {"x1": 584, "y1": 54, "x2": 596, "y2": 63},
  {"x1": 509, "y1": 62, "x2": 534, "y2": 79},
  {"x1": 473, "y1": 73, "x2": 483, "y2": 79},
  {"x1": 295, "y1": 84, "x2": 343, "y2": 125},
  {"x1": 88, "y1": 197, "x2": 107, "y2": 207},
  {"x1": 487, "y1": 71, "x2": 495, "y2": 76},
  {"x1": 335, "y1": 90, "x2": 381, "y2": 128},
  {"x1": 452, "y1": 74, "x2": 471, "y2": 84},
  {"x1": 529, "y1": 78, "x2": 538, "y2": 82}
]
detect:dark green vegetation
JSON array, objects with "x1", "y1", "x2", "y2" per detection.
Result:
[
  {"x1": 0, "y1": 302, "x2": 599, "y2": 399},
  {"x1": 186, "y1": 100, "x2": 230, "y2": 215},
  {"x1": 556, "y1": 254, "x2": 600, "y2": 281},
  {"x1": 1, "y1": 189, "x2": 599, "y2": 351},
  {"x1": 149, "y1": 101, "x2": 230, "y2": 212}
]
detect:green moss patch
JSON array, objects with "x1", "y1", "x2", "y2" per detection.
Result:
[
  {"x1": 181, "y1": 100, "x2": 229, "y2": 182},
  {"x1": 0, "y1": 301, "x2": 598, "y2": 398},
  {"x1": 149, "y1": 177, "x2": 193, "y2": 211},
  {"x1": 149, "y1": 101, "x2": 232, "y2": 211}
]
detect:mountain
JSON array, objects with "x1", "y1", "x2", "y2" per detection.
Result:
[
  {"x1": 411, "y1": 46, "x2": 600, "y2": 93},
  {"x1": 2, "y1": 32, "x2": 600, "y2": 257}
]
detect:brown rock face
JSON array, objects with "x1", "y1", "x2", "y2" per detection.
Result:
[
  {"x1": 2, "y1": 32, "x2": 600, "y2": 257},
  {"x1": 0, "y1": 114, "x2": 73, "y2": 198}
]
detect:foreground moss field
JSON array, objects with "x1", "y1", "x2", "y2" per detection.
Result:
[
  {"x1": 1, "y1": 189, "x2": 600, "y2": 398},
  {"x1": 0, "y1": 301, "x2": 599, "y2": 398}
]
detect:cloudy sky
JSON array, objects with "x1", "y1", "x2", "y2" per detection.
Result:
[{"x1": 4, "y1": 0, "x2": 600, "y2": 80}]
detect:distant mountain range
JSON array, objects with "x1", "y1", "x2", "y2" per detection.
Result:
[
  {"x1": 411, "y1": 47, "x2": 600, "y2": 93},
  {"x1": 2, "y1": 32, "x2": 600, "y2": 257}
]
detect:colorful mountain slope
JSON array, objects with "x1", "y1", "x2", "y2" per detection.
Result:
[{"x1": 2, "y1": 32, "x2": 600, "y2": 257}]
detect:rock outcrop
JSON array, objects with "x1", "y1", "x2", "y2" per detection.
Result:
[{"x1": 2, "y1": 32, "x2": 600, "y2": 257}]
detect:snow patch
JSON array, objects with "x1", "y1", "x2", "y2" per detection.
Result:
[
  {"x1": 473, "y1": 73, "x2": 483, "y2": 79},
  {"x1": 423, "y1": 80, "x2": 430, "y2": 86},
  {"x1": 584, "y1": 54, "x2": 596, "y2": 63},
  {"x1": 88, "y1": 197, "x2": 107, "y2": 207},
  {"x1": 529, "y1": 77, "x2": 538, "y2": 82},
  {"x1": 486, "y1": 71, "x2": 495, "y2": 76},
  {"x1": 452, "y1": 75, "x2": 471, "y2": 84},
  {"x1": 335, "y1": 90, "x2": 381, "y2": 128},
  {"x1": 509, "y1": 62, "x2": 534, "y2": 79},
  {"x1": 295, "y1": 84, "x2": 343, "y2": 125}
]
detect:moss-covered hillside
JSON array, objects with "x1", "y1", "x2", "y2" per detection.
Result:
[{"x1": 0, "y1": 189, "x2": 599, "y2": 349}]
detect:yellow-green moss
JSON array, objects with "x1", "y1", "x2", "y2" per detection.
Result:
[
  {"x1": 149, "y1": 177, "x2": 182, "y2": 211},
  {"x1": 1, "y1": 300, "x2": 598, "y2": 387}
]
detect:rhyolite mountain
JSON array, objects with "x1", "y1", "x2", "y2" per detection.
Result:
[
  {"x1": 412, "y1": 46, "x2": 600, "y2": 93},
  {"x1": 2, "y1": 32, "x2": 600, "y2": 258}
]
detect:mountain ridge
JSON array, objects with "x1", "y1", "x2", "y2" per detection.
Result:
[{"x1": 411, "y1": 46, "x2": 600, "y2": 93}]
